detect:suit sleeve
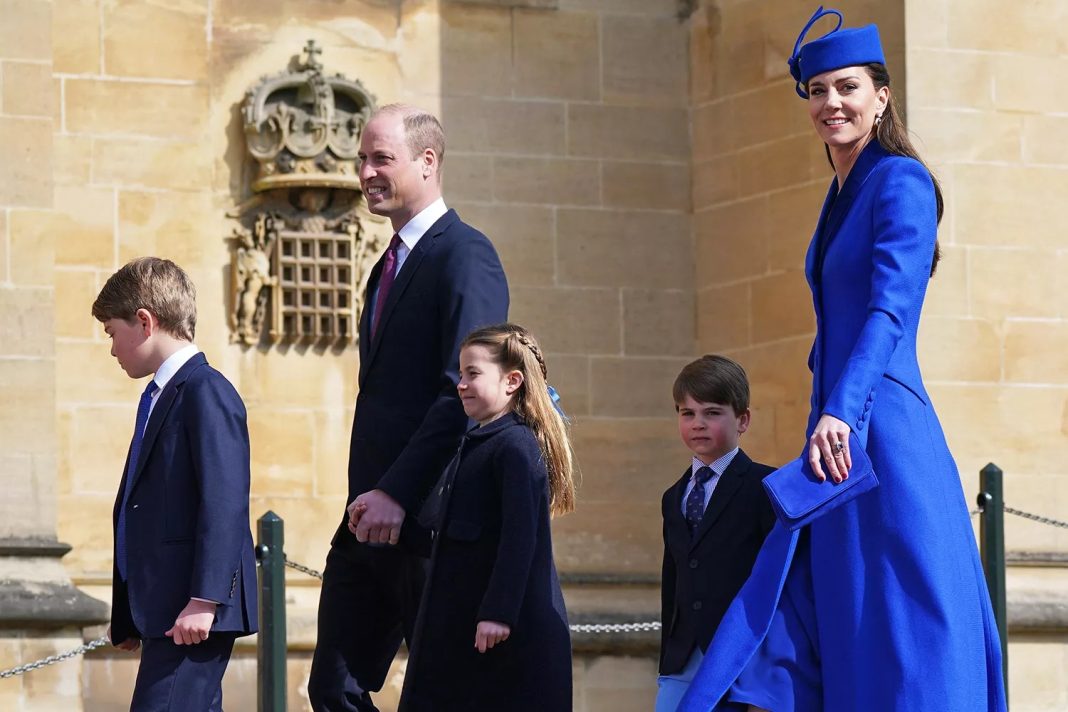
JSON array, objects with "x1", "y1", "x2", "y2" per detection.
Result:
[
  {"x1": 377, "y1": 234, "x2": 510, "y2": 512},
  {"x1": 660, "y1": 489, "x2": 677, "y2": 669},
  {"x1": 476, "y1": 438, "x2": 544, "y2": 628},
  {"x1": 822, "y1": 160, "x2": 937, "y2": 431},
  {"x1": 185, "y1": 375, "x2": 252, "y2": 605}
]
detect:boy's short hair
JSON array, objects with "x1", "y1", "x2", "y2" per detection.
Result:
[
  {"x1": 92, "y1": 257, "x2": 197, "y2": 341},
  {"x1": 673, "y1": 355, "x2": 750, "y2": 415}
]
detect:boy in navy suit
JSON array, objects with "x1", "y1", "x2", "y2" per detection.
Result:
[
  {"x1": 657, "y1": 355, "x2": 776, "y2": 711},
  {"x1": 93, "y1": 257, "x2": 257, "y2": 712}
]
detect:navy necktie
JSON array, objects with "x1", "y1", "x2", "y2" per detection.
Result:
[
  {"x1": 685, "y1": 466, "x2": 714, "y2": 532},
  {"x1": 116, "y1": 380, "x2": 157, "y2": 581}
]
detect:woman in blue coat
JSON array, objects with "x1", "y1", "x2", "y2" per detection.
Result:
[
  {"x1": 679, "y1": 8, "x2": 1007, "y2": 712},
  {"x1": 399, "y1": 324, "x2": 575, "y2": 711}
]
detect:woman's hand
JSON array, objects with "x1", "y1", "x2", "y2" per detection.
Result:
[
  {"x1": 474, "y1": 620, "x2": 511, "y2": 653},
  {"x1": 809, "y1": 414, "x2": 852, "y2": 483}
]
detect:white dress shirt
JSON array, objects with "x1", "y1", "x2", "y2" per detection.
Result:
[
  {"x1": 369, "y1": 198, "x2": 449, "y2": 318},
  {"x1": 680, "y1": 447, "x2": 739, "y2": 516}
]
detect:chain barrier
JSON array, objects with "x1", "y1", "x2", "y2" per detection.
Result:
[
  {"x1": 283, "y1": 554, "x2": 324, "y2": 580},
  {"x1": 1004, "y1": 506, "x2": 1068, "y2": 531},
  {"x1": 570, "y1": 621, "x2": 661, "y2": 634},
  {"x1": 0, "y1": 636, "x2": 109, "y2": 679}
]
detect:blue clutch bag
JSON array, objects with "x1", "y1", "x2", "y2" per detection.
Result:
[{"x1": 762, "y1": 432, "x2": 878, "y2": 531}]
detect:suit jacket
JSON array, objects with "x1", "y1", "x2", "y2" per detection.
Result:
[
  {"x1": 659, "y1": 449, "x2": 775, "y2": 675},
  {"x1": 341, "y1": 208, "x2": 510, "y2": 547},
  {"x1": 110, "y1": 353, "x2": 258, "y2": 642}
]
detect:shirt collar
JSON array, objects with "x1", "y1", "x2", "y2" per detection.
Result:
[
  {"x1": 397, "y1": 197, "x2": 448, "y2": 250},
  {"x1": 691, "y1": 447, "x2": 739, "y2": 480},
  {"x1": 153, "y1": 343, "x2": 200, "y2": 392}
]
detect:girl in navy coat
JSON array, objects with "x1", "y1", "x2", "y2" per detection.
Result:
[
  {"x1": 680, "y1": 8, "x2": 1006, "y2": 712},
  {"x1": 399, "y1": 323, "x2": 576, "y2": 711}
]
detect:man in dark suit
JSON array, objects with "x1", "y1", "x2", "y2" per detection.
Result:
[
  {"x1": 658, "y1": 355, "x2": 776, "y2": 712},
  {"x1": 92, "y1": 257, "x2": 258, "y2": 712},
  {"x1": 308, "y1": 104, "x2": 510, "y2": 712}
]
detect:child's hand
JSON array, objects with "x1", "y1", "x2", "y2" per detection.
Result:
[
  {"x1": 165, "y1": 599, "x2": 217, "y2": 645},
  {"x1": 346, "y1": 500, "x2": 369, "y2": 535},
  {"x1": 474, "y1": 620, "x2": 510, "y2": 653},
  {"x1": 107, "y1": 624, "x2": 140, "y2": 651}
]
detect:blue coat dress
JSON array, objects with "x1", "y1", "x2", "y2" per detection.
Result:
[{"x1": 680, "y1": 141, "x2": 1007, "y2": 711}]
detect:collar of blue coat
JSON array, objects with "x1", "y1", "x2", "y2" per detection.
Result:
[
  {"x1": 788, "y1": 6, "x2": 885, "y2": 99},
  {"x1": 467, "y1": 410, "x2": 523, "y2": 439}
]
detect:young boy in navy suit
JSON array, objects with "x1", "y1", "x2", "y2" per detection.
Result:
[
  {"x1": 93, "y1": 257, "x2": 257, "y2": 712},
  {"x1": 657, "y1": 355, "x2": 776, "y2": 712}
]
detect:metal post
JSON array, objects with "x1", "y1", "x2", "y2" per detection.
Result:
[
  {"x1": 978, "y1": 463, "x2": 1008, "y2": 697},
  {"x1": 257, "y1": 511, "x2": 287, "y2": 712}
]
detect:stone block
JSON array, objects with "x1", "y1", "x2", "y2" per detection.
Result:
[
  {"x1": 552, "y1": 498, "x2": 665, "y2": 576},
  {"x1": 0, "y1": 453, "x2": 57, "y2": 539},
  {"x1": 1004, "y1": 321, "x2": 1068, "y2": 385},
  {"x1": 1022, "y1": 114, "x2": 1068, "y2": 167},
  {"x1": 590, "y1": 356, "x2": 691, "y2": 418},
  {"x1": 117, "y1": 190, "x2": 215, "y2": 265},
  {"x1": 558, "y1": 0, "x2": 676, "y2": 13},
  {"x1": 8, "y1": 210, "x2": 54, "y2": 286},
  {"x1": 0, "y1": 0, "x2": 51, "y2": 61},
  {"x1": 443, "y1": 97, "x2": 566, "y2": 155},
  {"x1": 236, "y1": 347, "x2": 355, "y2": 413},
  {"x1": 0, "y1": 286, "x2": 54, "y2": 358},
  {"x1": 569, "y1": 416, "x2": 683, "y2": 503},
  {"x1": 1006, "y1": 637, "x2": 1068, "y2": 710},
  {"x1": 441, "y1": 153, "x2": 493, "y2": 204},
  {"x1": 18, "y1": 633, "x2": 86, "y2": 708},
  {"x1": 56, "y1": 493, "x2": 116, "y2": 573},
  {"x1": 568, "y1": 104, "x2": 689, "y2": 161},
  {"x1": 736, "y1": 134, "x2": 828, "y2": 197},
  {"x1": 450, "y1": 202, "x2": 555, "y2": 287},
  {"x1": 53, "y1": 134, "x2": 93, "y2": 186},
  {"x1": 968, "y1": 247, "x2": 1060, "y2": 320},
  {"x1": 766, "y1": 180, "x2": 826, "y2": 272},
  {"x1": 692, "y1": 100, "x2": 732, "y2": 163},
  {"x1": 103, "y1": 0, "x2": 208, "y2": 81},
  {"x1": 602, "y1": 161, "x2": 689, "y2": 212},
  {"x1": 544, "y1": 354, "x2": 590, "y2": 417},
  {"x1": 65, "y1": 405, "x2": 136, "y2": 496},
  {"x1": 695, "y1": 197, "x2": 769, "y2": 287},
  {"x1": 579, "y1": 655, "x2": 658, "y2": 712},
  {"x1": 312, "y1": 408, "x2": 355, "y2": 498},
  {"x1": 510, "y1": 286, "x2": 622, "y2": 355},
  {"x1": 601, "y1": 15, "x2": 687, "y2": 106},
  {"x1": 2, "y1": 61, "x2": 54, "y2": 118},
  {"x1": 622, "y1": 289, "x2": 694, "y2": 357},
  {"x1": 441, "y1": 3, "x2": 513, "y2": 97},
  {"x1": 54, "y1": 268, "x2": 99, "y2": 339},
  {"x1": 493, "y1": 156, "x2": 600, "y2": 206},
  {"x1": 557, "y1": 208, "x2": 691, "y2": 289},
  {"x1": 92, "y1": 138, "x2": 214, "y2": 192},
  {"x1": 917, "y1": 316, "x2": 1001, "y2": 383},
  {"x1": 54, "y1": 0, "x2": 100, "y2": 73},
  {"x1": 910, "y1": 109, "x2": 1022, "y2": 165},
  {"x1": 514, "y1": 9, "x2": 599, "y2": 101},
  {"x1": 0, "y1": 360, "x2": 55, "y2": 456},
  {"x1": 697, "y1": 282, "x2": 750, "y2": 353},
  {"x1": 65, "y1": 80, "x2": 209, "y2": 139},
  {"x1": 0, "y1": 116, "x2": 52, "y2": 208},
  {"x1": 906, "y1": 49, "x2": 994, "y2": 110},
  {"x1": 689, "y1": 5, "x2": 714, "y2": 106},
  {"x1": 692, "y1": 154, "x2": 741, "y2": 209},
  {"x1": 953, "y1": 165, "x2": 1068, "y2": 251},
  {"x1": 947, "y1": 0, "x2": 1068, "y2": 55},
  {"x1": 0, "y1": 210, "x2": 6, "y2": 283},
  {"x1": 249, "y1": 409, "x2": 315, "y2": 498},
  {"x1": 904, "y1": 0, "x2": 948, "y2": 48},
  {"x1": 750, "y1": 270, "x2": 813, "y2": 344},
  {"x1": 250, "y1": 494, "x2": 346, "y2": 575},
  {"x1": 730, "y1": 82, "x2": 811, "y2": 151},
  {"x1": 710, "y1": 1, "x2": 766, "y2": 97},
  {"x1": 722, "y1": 336, "x2": 812, "y2": 407},
  {"x1": 57, "y1": 341, "x2": 144, "y2": 404},
  {"x1": 12, "y1": 185, "x2": 114, "y2": 268}
]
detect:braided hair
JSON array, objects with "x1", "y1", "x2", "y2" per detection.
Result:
[{"x1": 460, "y1": 323, "x2": 577, "y2": 516}]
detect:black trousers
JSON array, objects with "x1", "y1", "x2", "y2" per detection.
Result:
[
  {"x1": 308, "y1": 526, "x2": 427, "y2": 712},
  {"x1": 130, "y1": 633, "x2": 236, "y2": 712}
]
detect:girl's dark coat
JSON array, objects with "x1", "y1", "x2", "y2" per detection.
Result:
[{"x1": 399, "y1": 412, "x2": 572, "y2": 712}]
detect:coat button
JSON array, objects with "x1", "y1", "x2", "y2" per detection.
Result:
[
  {"x1": 132, "y1": 504, "x2": 139, "y2": 509},
  {"x1": 692, "y1": 601, "x2": 703, "y2": 611},
  {"x1": 689, "y1": 559, "x2": 699, "y2": 569}
]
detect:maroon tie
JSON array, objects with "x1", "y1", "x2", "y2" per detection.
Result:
[{"x1": 371, "y1": 234, "x2": 401, "y2": 340}]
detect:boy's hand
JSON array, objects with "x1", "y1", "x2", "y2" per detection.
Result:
[
  {"x1": 474, "y1": 620, "x2": 510, "y2": 653},
  {"x1": 107, "y1": 625, "x2": 141, "y2": 651},
  {"x1": 165, "y1": 599, "x2": 217, "y2": 645},
  {"x1": 346, "y1": 500, "x2": 368, "y2": 535}
]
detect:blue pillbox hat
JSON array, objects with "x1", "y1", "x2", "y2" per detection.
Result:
[{"x1": 788, "y1": 6, "x2": 886, "y2": 99}]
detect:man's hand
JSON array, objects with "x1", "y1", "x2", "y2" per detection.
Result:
[
  {"x1": 165, "y1": 599, "x2": 217, "y2": 645},
  {"x1": 347, "y1": 489, "x2": 405, "y2": 545},
  {"x1": 107, "y1": 624, "x2": 140, "y2": 652}
]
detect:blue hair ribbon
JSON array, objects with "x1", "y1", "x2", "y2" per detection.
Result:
[
  {"x1": 547, "y1": 385, "x2": 568, "y2": 422},
  {"x1": 788, "y1": 6, "x2": 843, "y2": 98}
]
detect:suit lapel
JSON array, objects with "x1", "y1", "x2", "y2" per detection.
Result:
[
  {"x1": 127, "y1": 353, "x2": 206, "y2": 494},
  {"x1": 664, "y1": 468, "x2": 691, "y2": 547},
  {"x1": 361, "y1": 209, "x2": 459, "y2": 374},
  {"x1": 690, "y1": 450, "x2": 753, "y2": 550},
  {"x1": 814, "y1": 141, "x2": 889, "y2": 273}
]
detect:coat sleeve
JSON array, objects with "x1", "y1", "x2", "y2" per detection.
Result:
[
  {"x1": 185, "y1": 374, "x2": 252, "y2": 605},
  {"x1": 822, "y1": 159, "x2": 937, "y2": 431},
  {"x1": 476, "y1": 437, "x2": 544, "y2": 628},
  {"x1": 377, "y1": 234, "x2": 510, "y2": 512}
]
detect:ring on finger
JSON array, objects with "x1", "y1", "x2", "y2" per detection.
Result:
[{"x1": 833, "y1": 441, "x2": 846, "y2": 453}]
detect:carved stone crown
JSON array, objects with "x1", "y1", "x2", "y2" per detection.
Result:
[{"x1": 242, "y1": 40, "x2": 376, "y2": 193}]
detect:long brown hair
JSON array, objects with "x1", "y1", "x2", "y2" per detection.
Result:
[
  {"x1": 462, "y1": 323, "x2": 577, "y2": 517},
  {"x1": 817, "y1": 63, "x2": 943, "y2": 276}
]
